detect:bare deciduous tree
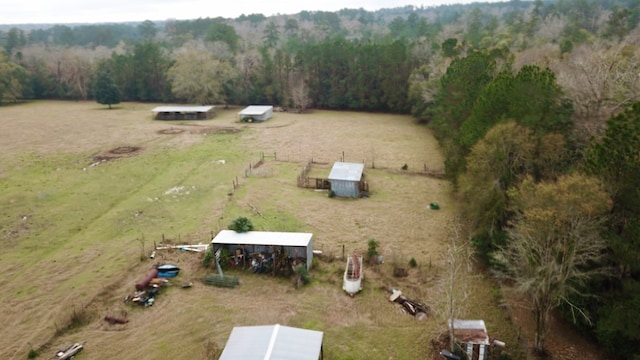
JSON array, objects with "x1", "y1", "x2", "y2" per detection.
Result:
[
  {"x1": 553, "y1": 41, "x2": 640, "y2": 137},
  {"x1": 288, "y1": 69, "x2": 310, "y2": 113},
  {"x1": 168, "y1": 41, "x2": 238, "y2": 105},
  {"x1": 433, "y1": 217, "x2": 475, "y2": 353},
  {"x1": 493, "y1": 174, "x2": 611, "y2": 355}
]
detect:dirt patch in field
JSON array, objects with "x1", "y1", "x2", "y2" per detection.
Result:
[
  {"x1": 157, "y1": 128, "x2": 185, "y2": 135},
  {"x1": 189, "y1": 126, "x2": 241, "y2": 135},
  {"x1": 156, "y1": 126, "x2": 242, "y2": 135},
  {"x1": 91, "y1": 145, "x2": 143, "y2": 163}
]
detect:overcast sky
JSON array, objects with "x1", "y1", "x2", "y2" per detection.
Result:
[{"x1": 1, "y1": 0, "x2": 497, "y2": 25}]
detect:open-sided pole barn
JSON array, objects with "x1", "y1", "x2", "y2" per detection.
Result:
[
  {"x1": 211, "y1": 230, "x2": 314, "y2": 270},
  {"x1": 151, "y1": 105, "x2": 215, "y2": 120}
]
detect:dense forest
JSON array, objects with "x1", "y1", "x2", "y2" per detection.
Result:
[{"x1": 2, "y1": 0, "x2": 640, "y2": 357}]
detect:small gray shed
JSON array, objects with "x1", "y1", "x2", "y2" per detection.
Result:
[
  {"x1": 328, "y1": 162, "x2": 365, "y2": 198},
  {"x1": 151, "y1": 105, "x2": 215, "y2": 120},
  {"x1": 211, "y1": 230, "x2": 314, "y2": 270},
  {"x1": 220, "y1": 324, "x2": 324, "y2": 360},
  {"x1": 238, "y1": 105, "x2": 273, "y2": 122}
]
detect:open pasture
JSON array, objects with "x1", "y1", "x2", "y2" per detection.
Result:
[{"x1": 0, "y1": 101, "x2": 521, "y2": 359}]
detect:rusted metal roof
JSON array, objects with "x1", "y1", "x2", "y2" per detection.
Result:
[{"x1": 449, "y1": 319, "x2": 490, "y2": 345}]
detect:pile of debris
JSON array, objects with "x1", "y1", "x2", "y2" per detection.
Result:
[
  {"x1": 54, "y1": 343, "x2": 83, "y2": 359},
  {"x1": 389, "y1": 289, "x2": 430, "y2": 320},
  {"x1": 125, "y1": 268, "x2": 170, "y2": 307}
]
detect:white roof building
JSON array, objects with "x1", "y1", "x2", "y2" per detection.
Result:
[
  {"x1": 220, "y1": 324, "x2": 324, "y2": 360},
  {"x1": 211, "y1": 230, "x2": 314, "y2": 269},
  {"x1": 238, "y1": 105, "x2": 273, "y2": 121}
]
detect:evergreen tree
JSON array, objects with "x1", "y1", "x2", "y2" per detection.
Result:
[
  {"x1": 584, "y1": 102, "x2": 640, "y2": 357},
  {"x1": 94, "y1": 67, "x2": 121, "y2": 109}
]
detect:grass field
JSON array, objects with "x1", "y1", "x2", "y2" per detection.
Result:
[{"x1": 0, "y1": 101, "x2": 524, "y2": 359}]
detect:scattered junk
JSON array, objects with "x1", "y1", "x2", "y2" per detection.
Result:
[
  {"x1": 154, "y1": 242, "x2": 210, "y2": 253},
  {"x1": 126, "y1": 267, "x2": 170, "y2": 306},
  {"x1": 439, "y1": 349, "x2": 461, "y2": 360},
  {"x1": 135, "y1": 268, "x2": 159, "y2": 291},
  {"x1": 343, "y1": 254, "x2": 364, "y2": 296},
  {"x1": 204, "y1": 247, "x2": 240, "y2": 288},
  {"x1": 104, "y1": 314, "x2": 129, "y2": 325},
  {"x1": 389, "y1": 289, "x2": 430, "y2": 320},
  {"x1": 156, "y1": 264, "x2": 180, "y2": 278},
  {"x1": 54, "y1": 342, "x2": 83, "y2": 359}
]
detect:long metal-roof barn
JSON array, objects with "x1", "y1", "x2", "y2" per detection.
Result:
[
  {"x1": 238, "y1": 105, "x2": 273, "y2": 122},
  {"x1": 211, "y1": 230, "x2": 314, "y2": 270},
  {"x1": 219, "y1": 324, "x2": 324, "y2": 360},
  {"x1": 151, "y1": 105, "x2": 215, "y2": 120},
  {"x1": 328, "y1": 162, "x2": 366, "y2": 198}
]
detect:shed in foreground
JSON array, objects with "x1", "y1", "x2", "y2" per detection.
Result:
[{"x1": 220, "y1": 324, "x2": 323, "y2": 360}]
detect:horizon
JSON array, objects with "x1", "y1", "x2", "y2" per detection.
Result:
[{"x1": 1, "y1": 0, "x2": 505, "y2": 26}]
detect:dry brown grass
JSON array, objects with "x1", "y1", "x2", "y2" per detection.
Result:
[{"x1": 0, "y1": 101, "x2": 522, "y2": 360}]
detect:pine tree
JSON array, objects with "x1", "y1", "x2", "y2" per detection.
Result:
[{"x1": 94, "y1": 68, "x2": 121, "y2": 109}]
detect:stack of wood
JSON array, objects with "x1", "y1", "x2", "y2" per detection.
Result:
[{"x1": 389, "y1": 290, "x2": 430, "y2": 320}]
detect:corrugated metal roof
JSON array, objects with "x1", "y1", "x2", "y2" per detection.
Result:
[
  {"x1": 151, "y1": 105, "x2": 214, "y2": 112},
  {"x1": 211, "y1": 230, "x2": 313, "y2": 247},
  {"x1": 219, "y1": 324, "x2": 323, "y2": 360},
  {"x1": 449, "y1": 319, "x2": 490, "y2": 345},
  {"x1": 238, "y1": 105, "x2": 273, "y2": 115},
  {"x1": 328, "y1": 162, "x2": 364, "y2": 182}
]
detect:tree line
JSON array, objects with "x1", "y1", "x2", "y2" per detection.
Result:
[{"x1": 2, "y1": 0, "x2": 640, "y2": 357}]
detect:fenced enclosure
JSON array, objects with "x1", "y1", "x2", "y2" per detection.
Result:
[{"x1": 297, "y1": 159, "x2": 331, "y2": 189}]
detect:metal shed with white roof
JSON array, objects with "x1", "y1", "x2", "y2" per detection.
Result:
[
  {"x1": 238, "y1": 105, "x2": 273, "y2": 122},
  {"x1": 219, "y1": 324, "x2": 324, "y2": 360},
  {"x1": 211, "y1": 230, "x2": 314, "y2": 270},
  {"x1": 328, "y1": 162, "x2": 366, "y2": 198}
]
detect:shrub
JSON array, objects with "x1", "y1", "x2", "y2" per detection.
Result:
[
  {"x1": 402, "y1": 163, "x2": 408, "y2": 170},
  {"x1": 228, "y1": 216, "x2": 254, "y2": 232},
  {"x1": 328, "y1": 190, "x2": 335, "y2": 198},
  {"x1": 295, "y1": 264, "x2": 311, "y2": 287},
  {"x1": 409, "y1": 257, "x2": 417, "y2": 268},
  {"x1": 366, "y1": 239, "x2": 379, "y2": 264},
  {"x1": 203, "y1": 248, "x2": 214, "y2": 267}
]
